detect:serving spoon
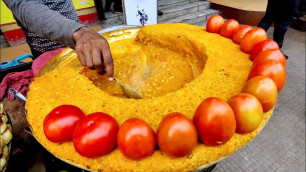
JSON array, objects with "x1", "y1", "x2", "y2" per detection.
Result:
[
  {"x1": 103, "y1": 69, "x2": 142, "y2": 99},
  {"x1": 113, "y1": 77, "x2": 142, "y2": 99}
]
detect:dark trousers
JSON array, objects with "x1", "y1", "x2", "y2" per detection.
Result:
[
  {"x1": 94, "y1": 0, "x2": 106, "y2": 20},
  {"x1": 258, "y1": 0, "x2": 300, "y2": 48},
  {"x1": 105, "y1": 0, "x2": 122, "y2": 12}
]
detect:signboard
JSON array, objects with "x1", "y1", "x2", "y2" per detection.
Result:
[
  {"x1": 0, "y1": 1, "x2": 15, "y2": 25},
  {"x1": 123, "y1": 0, "x2": 157, "y2": 26},
  {"x1": 72, "y1": 0, "x2": 95, "y2": 10},
  {"x1": 0, "y1": 0, "x2": 95, "y2": 25}
]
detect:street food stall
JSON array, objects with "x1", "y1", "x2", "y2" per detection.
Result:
[{"x1": 1, "y1": 16, "x2": 287, "y2": 171}]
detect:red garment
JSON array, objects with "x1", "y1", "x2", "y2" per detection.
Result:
[
  {"x1": 32, "y1": 48, "x2": 65, "y2": 76},
  {"x1": 0, "y1": 48, "x2": 65, "y2": 101},
  {"x1": 0, "y1": 70, "x2": 34, "y2": 100}
]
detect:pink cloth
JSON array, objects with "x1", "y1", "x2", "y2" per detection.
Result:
[
  {"x1": 32, "y1": 48, "x2": 64, "y2": 76},
  {"x1": 0, "y1": 70, "x2": 34, "y2": 100},
  {"x1": 0, "y1": 48, "x2": 65, "y2": 101}
]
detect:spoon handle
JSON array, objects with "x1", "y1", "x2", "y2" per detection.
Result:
[{"x1": 8, "y1": 88, "x2": 27, "y2": 102}]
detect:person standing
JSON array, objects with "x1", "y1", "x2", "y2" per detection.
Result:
[
  {"x1": 258, "y1": 0, "x2": 300, "y2": 56},
  {"x1": 105, "y1": 0, "x2": 123, "y2": 13}
]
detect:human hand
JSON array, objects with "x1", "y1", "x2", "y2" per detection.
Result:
[{"x1": 73, "y1": 27, "x2": 114, "y2": 81}]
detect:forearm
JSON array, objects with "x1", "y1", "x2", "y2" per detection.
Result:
[{"x1": 3, "y1": 0, "x2": 84, "y2": 48}]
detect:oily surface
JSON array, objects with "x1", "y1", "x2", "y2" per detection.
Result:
[
  {"x1": 84, "y1": 37, "x2": 200, "y2": 99},
  {"x1": 26, "y1": 23, "x2": 273, "y2": 171}
]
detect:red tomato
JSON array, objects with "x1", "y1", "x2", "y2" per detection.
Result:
[
  {"x1": 242, "y1": 76, "x2": 278, "y2": 112},
  {"x1": 157, "y1": 112, "x2": 197, "y2": 157},
  {"x1": 206, "y1": 15, "x2": 224, "y2": 33},
  {"x1": 117, "y1": 118, "x2": 156, "y2": 160},
  {"x1": 43, "y1": 105, "x2": 85, "y2": 143},
  {"x1": 241, "y1": 27, "x2": 267, "y2": 54},
  {"x1": 193, "y1": 97, "x2": 236, "y2": 146},
  {"x1": 73, "y1": 112, "x2": 119, "y2": 158},
  {"x1": 220, "y1": 19, "x2": 239, "y2": 38},
  {"x1": 253, "y1": 49, "x2": 286, "y2": 68},
  {"x1": 232, "y1": 25, "x2": 252, "y2": 44},
  {"x1": 250, "y1": 39, "x2": 279, "y2": 61},
  {"x1": 228, "y1": 93, "x2": 263, "y2": 134},
  {"x1": 248, "y1": 60, "x2": 286, "y2": 92}
]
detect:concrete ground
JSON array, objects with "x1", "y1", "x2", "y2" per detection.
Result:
[{"x1": 214, "y1": 28, "x2": 305, "y2": 171}]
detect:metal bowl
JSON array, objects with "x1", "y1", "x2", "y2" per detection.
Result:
[{"x1": 30, "y1": 25, "x2": 274, "y2": 171}]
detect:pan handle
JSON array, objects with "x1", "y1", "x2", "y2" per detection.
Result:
[{"x1": 97, "y1": 25, "x2": 139, "y2": 34}]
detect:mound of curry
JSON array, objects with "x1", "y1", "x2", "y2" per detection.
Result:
[{"x1": 26, "y1": 24, "x2": 273, "y2": 171}]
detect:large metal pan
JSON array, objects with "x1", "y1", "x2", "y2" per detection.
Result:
[{"x1": 28, "y1": 25, "x2": 274, "y2": 171}]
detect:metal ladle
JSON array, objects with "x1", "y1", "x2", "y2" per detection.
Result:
[
  {"x1": 115, "y1": 55, "x2": 151, "y2": 99},
  {"x1": 101, "y1": 69, "x2": 142, "y2": 99},
  {"x1": 113, "y1": 77, "x2": 142, "y2": 99}
]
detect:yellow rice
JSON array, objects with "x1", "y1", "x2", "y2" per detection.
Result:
[{"x1": 26, "y1": 23, "x2": 273, "y2": 171}]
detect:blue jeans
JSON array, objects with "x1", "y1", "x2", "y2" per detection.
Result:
[{"x1": 258, "y1": 0, "x2": 300, "y2": 48}]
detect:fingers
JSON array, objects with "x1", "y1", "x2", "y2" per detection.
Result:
[
  {"x1": 92, "y1": 44, "x2": 104, "y2": 75},
  {"x1": 84, "y1": 44, "x2": 94, "y2": 69},
  {"x1": 100, "y1": 39, "x2": 114, "y2": 79},
  {"x1": 75, "y1": 45, "x2": 86, "y2": 66},
  {"x1": 75, "y1": 43, "x2": 94, "y2": 70},
  {"x1": 73, "y1": 28, "x2": 114, "y2": 79},
  {"x1": 76, "y1": 41, "x2": 108, "y2": 75}
]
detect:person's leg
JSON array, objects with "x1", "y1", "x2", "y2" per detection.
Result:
[
  {"x1": 158, "y1": 10, "x2": 163, "y2": 16},
  {"x1": 273, "y1": 16, "x2": 293, "y2": 48},
  {"x1": 105, "y1": 0, "x2": 114, "y2": 12},
  {"x1": 294, "y1": 0, "x2": 305, "y2": 18},
  {"x1": 258, "y1": 0, "x2": 275, "y2": 31},
  {"x1": 94, "y1": 0, "x2": 106, "y2": 20},
  {"x1": 258, "y1": 16, "x2": 274, "y2": 31},
  {"x1": 113, "y1": 0, "x2": 123, "y2": 13},
  {"x1": 273, "y1": 0, "x2": 299, "y2": 48}
]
